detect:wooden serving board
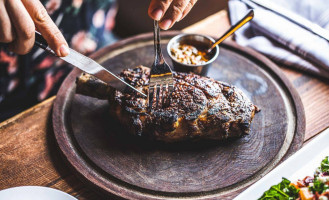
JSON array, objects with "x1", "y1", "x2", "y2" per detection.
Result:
[{"x1": 53, "y1": 32, "x2": 305, "y2": 199}]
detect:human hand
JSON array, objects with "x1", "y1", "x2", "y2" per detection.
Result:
[
  {"x1": 0, "y1": 0, "x2": 69, "y2": 56},
  {"x1": 148, "y1": 0, "x2": 198, "y2": 30}
]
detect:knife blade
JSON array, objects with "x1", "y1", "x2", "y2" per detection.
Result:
[
  {"x1": 243, "y1": 0, "x2": 329, "y2": 42},
  {"x1": 34, "y1": 31, "x2": 147, "y2": 97}
]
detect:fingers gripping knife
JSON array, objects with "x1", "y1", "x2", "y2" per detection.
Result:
[{"x1": 34, "y1": 31, "x2": 146, "y2": 97}]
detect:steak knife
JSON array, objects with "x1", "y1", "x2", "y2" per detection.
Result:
[{"x1": 34, "y1": 31, "x2": 147, "y2": 97}]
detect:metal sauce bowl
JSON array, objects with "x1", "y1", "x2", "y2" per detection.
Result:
[{"x1": 167, "y1": 34, "x2": 219, "y2": 76}]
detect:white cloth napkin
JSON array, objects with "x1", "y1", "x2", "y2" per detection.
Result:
[{"x1": 228, "y1": 0, "x2": 329, "y2": 79}]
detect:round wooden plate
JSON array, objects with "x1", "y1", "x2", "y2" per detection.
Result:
[{"x1": 53, "y1": 32, "x2": 305, "y2": 199}]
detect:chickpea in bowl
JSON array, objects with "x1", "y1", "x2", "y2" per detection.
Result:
[
  {"x1": 170, "y1": 43, "x2": 209, "y2": 65},
  {"x1": 167, "y1": 34, "x2": 219, "y2": 76}
]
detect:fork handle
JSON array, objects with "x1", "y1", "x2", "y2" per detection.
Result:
[{"x1": 153, "y1": 21, "x2": 165, "y2": 65}]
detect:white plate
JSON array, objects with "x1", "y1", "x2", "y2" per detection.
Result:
[
  {"x1": 235, "y1": 128, "x2": 329, "y2": 200},
  {"x1": 0, "y1": 186, "x2": 77, "y2": 200}
]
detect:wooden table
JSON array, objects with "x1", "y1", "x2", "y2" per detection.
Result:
[{"x1": 1, "y1": 10, "x2": 329, "y2": 199}]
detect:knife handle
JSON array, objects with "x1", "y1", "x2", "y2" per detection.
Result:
[{"x1": 34, "y1": 31, "x2": 57, "y2": 56}]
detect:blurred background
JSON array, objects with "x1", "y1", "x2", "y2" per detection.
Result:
[{"x1": 113, "y1": 0, "x2": 228, "y2": 37}]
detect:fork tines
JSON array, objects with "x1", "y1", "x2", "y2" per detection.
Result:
[{"x1": 148, "y1": 75, "x2": 174, "y2": 110}]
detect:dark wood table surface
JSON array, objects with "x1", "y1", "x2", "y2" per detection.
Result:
[{"x1": 1, "y1": 10, "x2": 329, "y2": 199}]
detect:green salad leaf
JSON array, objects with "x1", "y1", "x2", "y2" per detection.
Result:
[
  {"x1": 320, "y1": 156, "x2": 329, "y2": 173},
  {"x1": 310, "y1": 179, "x2": 329, "y2": 194},
  {"x1": 258, "y1": 178, "x2": 300, "y2": 200}
]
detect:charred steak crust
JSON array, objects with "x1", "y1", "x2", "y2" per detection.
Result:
[{"x1": 76, "y1": 65, "x2": 259, "y2": 142}]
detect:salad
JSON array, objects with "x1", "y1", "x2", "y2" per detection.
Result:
[{"x1": 259, "y1": 156, "x2": 329, "y2": 200}]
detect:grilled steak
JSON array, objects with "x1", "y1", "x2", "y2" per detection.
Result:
[{"x1": 76, "y1": 65, "x2": 259, "y2": 142}]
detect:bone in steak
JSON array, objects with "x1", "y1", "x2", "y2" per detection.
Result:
[{"x1": 76, "y1": 65, "x2": 259, "y2": 142}]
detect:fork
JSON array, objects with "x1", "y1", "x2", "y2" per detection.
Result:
[{"x1": 148, "y1": 20, "x2": 175, "y2": 110}]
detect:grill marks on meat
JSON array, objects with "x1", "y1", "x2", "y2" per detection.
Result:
[{"x1": 76, "y1": 65, "x2": 259, "y2": 142}]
